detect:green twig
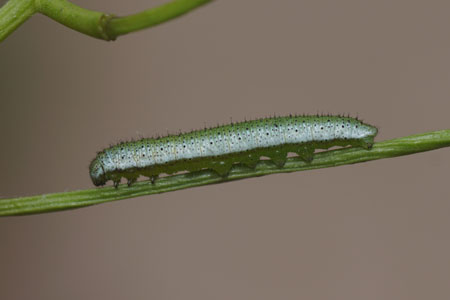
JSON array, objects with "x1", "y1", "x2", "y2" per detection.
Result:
[
  {"x1": 1, "y1": 129, "x2": 449, "y2": 216},
  {"x1": 0, "y1": 0, "x2": 35, "y2": 41},
  {"x1": 0, "y1": 0, "x2": 212, "y2": 42},
  {"x1": 106, "y1": 0, "x2": 212, "y2": 39}
]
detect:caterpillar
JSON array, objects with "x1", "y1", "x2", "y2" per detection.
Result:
[{"x1": 89, "y1": 115, "x2": 378, "y2": 187}]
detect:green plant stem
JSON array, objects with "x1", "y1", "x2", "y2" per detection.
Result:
[
  {"x1": 1, "y1": 129, "x2": 449, "y2": 217},
  {"x1": 0, "y1": 0, "x2": 35, "y2": 41},
  {"x1": 35, "y1": 0, "x2": 112, "y2": 40},
  {"x1": 0, "y1": 0, "x2": 212, "y2": 42},
  {"x1": 106, "y1": 0, "x2": 212, "y2": 39}
]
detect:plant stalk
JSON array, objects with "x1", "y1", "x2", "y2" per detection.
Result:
[{"x1": 1, "y1": 129, "x2": 449, "y2": 216}]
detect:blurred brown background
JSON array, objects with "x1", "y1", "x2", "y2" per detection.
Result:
[{"x1": 1, "y1": 0, "x2": 450, "y2": 299}]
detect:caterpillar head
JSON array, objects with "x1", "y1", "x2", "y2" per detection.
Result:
[{"x1": 89, "y1": 157, "x2": 107, "y2": 186}]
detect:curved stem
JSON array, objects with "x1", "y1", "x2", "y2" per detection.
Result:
[
  {"x1": 0, "y1": 0, "x2": 212, "y2": 42},
  {"x1": 0, "y1": 0, "x2": 35, "y2": 42},
  {"x1": 35, "y1": 0, "x2": 112, "y2": 40},
  {"x1": 1, "y1": 129, "x2": 450, "y2": 216}
]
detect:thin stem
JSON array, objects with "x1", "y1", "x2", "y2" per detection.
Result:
[
  {"x1": 106, "y1": 0, "x2": 212, "y2": 39},
  {"x1": 1, "y1": 129, "x2": 449, "y2": 216},
  {"x1": 35, "y1": 0, "x2": 112, "y2": 40},
  {"x1": 0, "y1": 0, "x2": 212, "y2": 42},
  {"x1": 0, "y1": 0, "x2": 35, "y2": 42}
]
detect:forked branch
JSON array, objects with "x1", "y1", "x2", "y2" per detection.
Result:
[{"x1": 0, "y1": 0, "x2": 212, "y2": 42}]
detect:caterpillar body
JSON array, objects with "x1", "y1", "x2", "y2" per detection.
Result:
[{"x1": 89, "y1": 115, "x2": 378, "y2": 187}]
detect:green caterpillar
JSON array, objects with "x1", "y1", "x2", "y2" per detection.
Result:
[{"x1": 90, "y1": 115, "x2": 378, "y2": 187}]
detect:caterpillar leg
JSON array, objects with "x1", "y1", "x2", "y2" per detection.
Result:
[
  {"x1": 150, "y1": 175, "x2": 158, "y2": 184},
  {"x1": 269, "y1": 149, "x2": 287, "y2": 168},
  {"x1": 113, "y1": 180, "x2": 120, "y2": 189},
  {"x1": 127, "y1": 177, "x2": 137, "y2": 187},
  {"x1": 360, "y1": 136, "x2": 375, "y2": 149},
  {"x1": 242, "y1": 153, "x2": 259, "y2": 169},
  {"x1": 110, "y1": 174, "x2": 122, "y2": 189},
  {"x1": 211, "y1": 161, "x2": 233, "y2": 177},
  {"x1": 296, "y1": 145, "x2": 315, "y2": 162},
  {"x1": 141, "y1": 169, "x2": 158, "y2": 184}
]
